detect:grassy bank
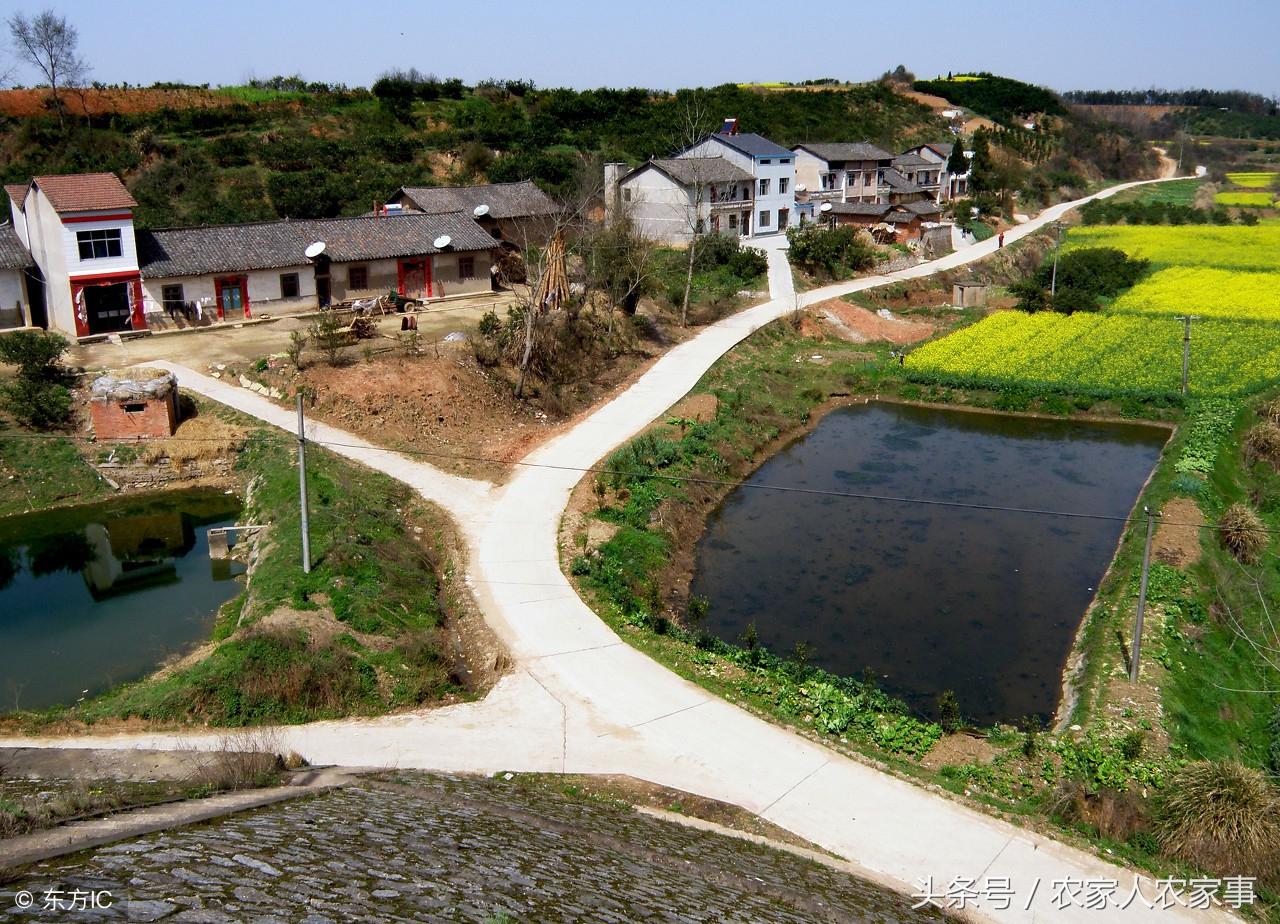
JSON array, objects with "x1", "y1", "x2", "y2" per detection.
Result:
[
  {"x1": 3, "y1": 419, "x2": 463, "y2": 730},
  {"x1": 564, "y1": 315, "x2": 1280, "y2": 903},
  {"x1": 0, "y1": 433, "x2": 113, "y2": 518}
]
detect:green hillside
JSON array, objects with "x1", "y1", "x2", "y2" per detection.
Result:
[{"x1": 0, "y1": 78, "x2": 945, "y2": 228}]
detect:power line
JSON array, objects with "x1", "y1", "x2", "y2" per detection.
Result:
[{"x1": 0, "y1": 422, "x2": 1264, "y2": 534}]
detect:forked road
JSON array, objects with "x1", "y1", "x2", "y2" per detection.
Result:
[{"x1": 7, "y1": 178, "x2": 1235, "y2": 922}]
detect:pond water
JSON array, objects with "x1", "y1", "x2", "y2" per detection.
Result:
[
  {"x1": 0, "y1": 489, "x2": 245, "y2": 712},
  {"x1": 689, "y1": 402, "x2": 1168, "y2": 726}
]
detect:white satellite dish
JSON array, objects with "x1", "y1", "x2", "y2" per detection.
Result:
[
  {"x1": 795, "y1": 184, "x2": 806, "y2": 193},
  {"x1": 304, "y1": 241, "x2": 326, "y2": 259},
  {"x1": 819, "y1": 202, "x2": 832, "y2": 213},
  {"x1": 434, "y1": 235, "x2": 452, "y2": 249},
  {"x1": 473, "y1": 204, "x2": 490, "y2": 218}
]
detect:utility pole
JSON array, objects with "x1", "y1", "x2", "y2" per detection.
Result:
[
  {"x1": 296, "y1": 393, "x2": 312, "y2": 574},
  {"x1": 1175, "y1": 315, "x2": 1199, "y2": 396},
  {"x1": 1130, "y1": 506, "x2": 1158, "y2": 683},
  {"x1": 1050, "y1": 221, "x2": 1064, "y2": 298}
]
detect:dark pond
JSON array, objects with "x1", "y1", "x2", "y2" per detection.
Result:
[
  {"x1": 0, "y1": 488, "x2": 245, "y2": 712},
  {"x1": 690, "y1": 402, "x2": 1168, "y2": 726}
]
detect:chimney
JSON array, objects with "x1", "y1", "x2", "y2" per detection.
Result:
[{"x1": 604, "y1": 162, "x2": 625, "y2": 223}]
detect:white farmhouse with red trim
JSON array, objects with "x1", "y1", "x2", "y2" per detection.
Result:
[
  {"x1": 7, "y1": 173, "x2": 144, "y2": 337},
  {"x1": 5, "y1": 172, "x2": 502, "y2": 341}
]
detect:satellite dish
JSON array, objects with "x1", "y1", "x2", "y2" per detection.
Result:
[
  {"x1": 795, "y1": 184, "x2": 806, "y2": 193},
  {"x1": 434, "y1": 234, "x2": 452, "y2": 249},
  {"x1": 819, "y1": 202, "x2": 832, "y2": 213},
  {"x1": 473, "y1": 204, "x2": 490, "y2": 218},
  {"x1": 304, "y1": 241, "x2": 326, "y2": 259}
]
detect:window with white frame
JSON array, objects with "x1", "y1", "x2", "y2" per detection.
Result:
[
  {"x1": 76, "y1": 228, "x2": 122, "y2": 260},
  {"x1": 779, "y1": 178, "x2": 789, "y2": 194},
  {"x1": 846, "y1": 171, "x2": 857, "y2": 187},
  {"x1": 821, "y1": 172, "x2": 835, "y2": 191},
  {"x1": 758, "y1": 178, "x2": 770, "y2": 196}
]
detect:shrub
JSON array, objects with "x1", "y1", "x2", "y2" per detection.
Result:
[
  {"x1": 1153, "y1": 760, "x2": 1280, "y2": 888},
  {"x1": 1011, "y1": 247, "x2": 1150, "y2": 314},
  {"x1": 1245, "y1": 422, "x2": 1280, "y2": 464},
  {"x1": 0, "y1": 330, "x2": 73, "y2": 429},
  {"x1": 785, "y1": 225, "x2": 876, "y2": 279},
  {"x1": 937, "y1": 690, "x2": 962, "y2": 733},
  {"x1": 308, "y1": 312, "x2": 347, "y2": 366},
  {"x1": 1218, "y1": 503, "x2": 1267, "y2": 563}
]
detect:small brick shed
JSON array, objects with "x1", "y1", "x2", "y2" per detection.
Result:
[{"x1": 89, "y1": 367, "x2": 179, "y2": 439}]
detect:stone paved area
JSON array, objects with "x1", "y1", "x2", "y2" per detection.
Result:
[{"x1": 3, "y1": 773, "x2": 946, "y2": 923}]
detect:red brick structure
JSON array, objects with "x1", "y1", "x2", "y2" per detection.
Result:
[{"x1": 89, "y1": 368, "x2": 179, "y2": 439}]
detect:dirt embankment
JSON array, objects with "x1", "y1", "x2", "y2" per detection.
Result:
[{"x1": 0, "y1": 87, "x2": 235, "y2": 117}]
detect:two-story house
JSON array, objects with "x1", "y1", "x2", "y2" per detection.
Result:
[
  {"x1": 901, "y1": 143, "x2": 970, "y2": 201},
  {"x1": 7, "y1": 173, "x2": 143, "y2": 337},
  {"x1": 791, "y1": 143, "x2": 895, "y2": 206},
  {"x1": 679, "y1": 121, "x2": 796, "y2": 236},
  {"x1": 605, "y1": 158, "x2": 755, "y2": 243},
  {"x1": 891, "y1": 153, "x2": 944, "y2": 201}
]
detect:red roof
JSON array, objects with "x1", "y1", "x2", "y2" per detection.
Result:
[
  {"x1": 32, "y1": 173, "x2": 136, "y2": 213},
  {"x1": 4, "y1": 183, "x2": 29, "y2": 209}
]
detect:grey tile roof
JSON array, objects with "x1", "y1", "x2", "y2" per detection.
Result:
[
  {"x1": 795, "y1": 143, "x2": 895, "y2": 164},
  {"x1": 395, "y1": 180, "x2": 557, "y2": 219},
  {"x1": 902, "y1": 199, "x2": 942, "y2": 216},
  {"x1": 641, "y1": 157, "x2": 754, "y2": 185},
  {"x1": 0, "y1": 223, "x2": 32, "y2": 269},
  {"x1": 883, "y1": 170, "x2": 926, "y2": 193},
  {"x1": 886, "y1": 209, "x2": 916, "y2": 223},
  {"x1": 707, "y1": 132, "x2": 793, "y2": 158},
  {"x1": 892, "y1": 153, "x2": 932, "y2": 168},
  {"x1": 137, "y1": 212, "x2": 496, "y2": 279}
]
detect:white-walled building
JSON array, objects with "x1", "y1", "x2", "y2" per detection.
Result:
[
  {"x1": 0, "y1": 223, "x2": 33, "y2": 331},
  {"x1": 901, "y1": 142, "x2": 971, "y2": 201},
  {"x1": 607, "y1": 158, "x2": 755, "y2": 244},
  {"x1": 792, "y1": 143, "x2": 895, "y2": 207},
  {"x1": 136, "y1": 212, "x2": 498, "y2": 329},
  {"x1": 6, "y1": 173, "x2": 143, "y2": 337},
  {"x1": 606, "y1": 121, "x2": 795, "y2": 242},
  {"x1": 680, "y1": 125, "x2": 796, "y2": 235},
  {"x1": 4, "y1": 172, "x2": 500, "y2": 339}
]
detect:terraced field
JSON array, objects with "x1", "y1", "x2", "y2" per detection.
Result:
[
  {"x1": 1215, "y1": 191, "x2": 1277, "y2": 207},
  {"x1": 1225, "y1": 171, "x2": 1278, "y2": 188}
]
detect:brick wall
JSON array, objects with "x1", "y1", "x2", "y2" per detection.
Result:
[{"x1": 90, "y1": 392, "x2": 178, "y2": 439}]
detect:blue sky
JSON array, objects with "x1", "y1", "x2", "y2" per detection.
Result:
[{"x1": 9, "y1": 0, "x2": 1280, "y2": 95}]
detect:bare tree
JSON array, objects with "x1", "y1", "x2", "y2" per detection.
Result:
[
  {"x1": 670, "y1": 95, "x2": 721, "y2": 328},
  {"x1": 505, "y1": 170, "x2": 600, "y2": 399},
  {"x1": 7, "y1": 9, "x2": 89, "y2": 129}
]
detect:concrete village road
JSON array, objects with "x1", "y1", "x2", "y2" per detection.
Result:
[{"x1": 4, "y1": 178, "x2": 1235, "y2": 923}]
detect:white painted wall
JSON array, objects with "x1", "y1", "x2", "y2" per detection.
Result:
[
  {"x1": 617, "y1": 167, "x2": 697, "y2": 244},
  {"x1": 0, "y1": 268, "x2": 27, "y2": 330},
  {"x1": 681, "y1": 137, "x2": 795, "y2": 236},
  {"x1": 59, "y1": 212, "x2": 139, "y2": 279},
  {"x1": 22, "y1": 187, "x2": 74, "y2": 334}
]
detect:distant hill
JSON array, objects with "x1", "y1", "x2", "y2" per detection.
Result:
[{"x1": 912, "y1": 73, "x2": 1067, "y2": 126}]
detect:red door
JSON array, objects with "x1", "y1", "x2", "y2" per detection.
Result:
[{"x1": 398, "y1": 259, "x2": 432, "y2": 299}]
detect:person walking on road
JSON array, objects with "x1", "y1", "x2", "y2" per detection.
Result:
[{"x1": 998, "y1": 231, "x2": 1005, "y2": 248}]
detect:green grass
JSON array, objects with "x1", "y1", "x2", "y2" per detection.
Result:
[
  {"x1": 0, "y1": 433, "x2": 112, "y2": 518},
  {"x1": 1119, "y1": 178, "x2": 1202, "y2": 206}
]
